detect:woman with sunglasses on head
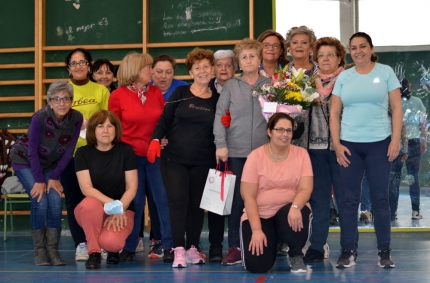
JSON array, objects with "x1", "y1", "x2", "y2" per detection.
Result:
[
  {"x1": 10, "y1": 80, "x2": 83, "y2": 266},
  {"x1": 61, "y1": 48, "x2": 110, "y2": 262},
  {"x1": 330, "y1": 32, "x2": 402, "y2": 268}
]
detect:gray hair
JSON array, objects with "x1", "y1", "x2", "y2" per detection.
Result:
[
  {"x1": 214, "y1": 50, "x2": 237, "y2": 68},
  {"x1": 47, "y1": 80, "x2": 74, "y2": 102},
  {"x1": 285, "y1": 26, "x2": 317, "y2": 48}
]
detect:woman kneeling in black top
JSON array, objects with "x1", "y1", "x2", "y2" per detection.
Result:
[{"x1": 74, "y1": 110, "x2": 138, "y2": 269}]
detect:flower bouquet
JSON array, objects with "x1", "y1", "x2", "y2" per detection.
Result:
[{"x1": 253, "y1": 66, "x2": 319, "y2": 121}]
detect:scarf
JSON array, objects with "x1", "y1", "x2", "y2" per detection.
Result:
[
  {"x1": 127, "y1": 84, "x2": 148, "y2": 105},
  {"x1": 315, "y1": 66, "x2": 344, "y2": 97}
]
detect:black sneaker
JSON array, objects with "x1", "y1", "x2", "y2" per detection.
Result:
[
  {"x1": 85, "y1": 253, "x2": 101, "y2": 269},
  {"x1": 148, "y1": 241, "x2": 164, "y2": 259},
  {"x1": 336, "y1": 249, "x2": 357, "y2": 268},
  {"x1": 303, "y1": 248, "x2": 324, "y2": 263},
  {"x1": 209, "y1": 247, "x2": 223, "y2": 262},
  {"x1": 163, "y1": 248, "x2": 174, "y2": 263},
  {"x1": 119, "y1": 250, "x2": 136, "y2": 262},
  {"x1": 106, "y1": 252, "x2": 120, "y2": 264},
  {"x1": 378, "y1": 249, "x2": 395, "y2": 268}
]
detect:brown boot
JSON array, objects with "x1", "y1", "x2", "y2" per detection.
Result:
[
  {"x1": 46, "y1": 228, "x2": 66, "y2": 266},
  {"x1": 31, "y1": 228, "x2": 50, "y2": 266}
]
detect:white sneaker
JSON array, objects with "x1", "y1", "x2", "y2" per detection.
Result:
[
  {"x1": 75, "y1": 242, "x2": 89, "y2": 261},
  {"x1": 323, "y1": 243, "x2": 330, "y2": 259},
  {"x1": 101, "y1": 249, "x2": 108, "y2": 260},
  {"x1": 412, "y1": 211, "x2": 423, "y2": 220},
  {"x1": 136, "y1": 237, "x2": 145, "y2": 253}
]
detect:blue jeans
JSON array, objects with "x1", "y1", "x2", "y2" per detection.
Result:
[
  {"x1": 15, "y1": 168, "x2": 63, "y2": 230},
  {"x1": 360, "y1": 174, "x2": 372, "y2": 212},
  {"x1": 308, "y1": 149, "x2": 342, "y2": 254},
  {"x1": 339, "y1": 137, "x2": 392, "y2": 251},
  {"x1": 227, "y1": 157, "x2": 247, "y2": 248},
  {"x1": 406, "y1": 139, "x2": 422, "y2": 211},
  {"x1": 123, "y1": 156, "x2": 173, "y2": 252}
]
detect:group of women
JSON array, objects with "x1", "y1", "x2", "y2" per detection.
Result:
[{"x1": 9, "y1": 25, "x2": 405, "y2": 273}]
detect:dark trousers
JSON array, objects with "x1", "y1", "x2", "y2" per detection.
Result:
[
  {"x1": 161, "y1": 157, "x2": 212, "y2": 248},
  {"x1": 339, "y1": 137, "x2": 392, "y2": 251},
  {"x1": 227, "y1": 157, "x2": 247, "y2": 248},
  {"x1": 308, "y1": 149, "x2": 342, "y2": 254},
  {"x1": 241, "y1": 204, "x2": 311, "y2": 273},
  {"x1": 61, "y1": 158, "x2": 86, "y2": 247},
  {"x1": 139, "y1": 185, "x2": 162, "y2": 241}
]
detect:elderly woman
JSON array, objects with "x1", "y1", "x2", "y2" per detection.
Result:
[
  {"x1": 285, "y1": 26, "x2": 318, "y2": 76},
  {"x1": 91, "y1": 58, "x2": 117, "y2": 92},
  {"x1": 257, "y1": 29, "x2": 289, "y2": 78},
  {"x1": 151, "y1": 54, "x2": 188, "y2": 100},
  {"x1": 74, "y1": 110, "x2": 137, "y2": 269},
  {"x1": 148, "y1": 48, "x2": 219, "y2": 268},
  {"x1": 139, "y1": 54, "x2": 188, "y2": 257},
  {"x1": 108, "y1": 52, "x2": 173, "y2": 263},
  {"x1": 302, "y1": 37, "x2": 346, "y2": 263},
  {"x1": 330, "y1": 32, "x2": 402, "y2": 268},
  {"x1": 241, "y1": 113, "x2": 313, "y2": 273},
  {"x1": 207, "y1": 49, "x2": 237, "y2": 262},
  {"x1": 214, "y1": 38, "x2": 271, "y2": 266},
  {"x1": 10, "y1": 80, "x2": 83, "y2": 266},
  {"x1": 61, "y1": 48, "x2": 110, "y2": 261}
]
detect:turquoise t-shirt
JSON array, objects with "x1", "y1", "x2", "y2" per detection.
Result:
[
  {"x1": 402, "y1": 96, "x2": 426, "y2": 139},
  {"x1": 332, "y1": 63, "x2": 401, "y2": 142}
]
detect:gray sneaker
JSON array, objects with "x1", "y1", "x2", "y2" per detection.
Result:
[{"x1": 289, "y1": 255, "x2": 307, "y2": 273}]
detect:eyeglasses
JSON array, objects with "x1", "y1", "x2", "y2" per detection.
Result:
[
  {"x1": 273, "y1": 127, "x2": 293, "y2": 134},
  {"x1": 317, "y1": 53, "x2": 337, "y2": 59},
  {"x1": 50, "y1": 96, "x2": 72, "y2": 104},
  {"x1": 263, "y1": 43, "x2": 281, "y2": 50},
  {"x1": 68, "y1": 60, "x2": 89, "y2": 67}
]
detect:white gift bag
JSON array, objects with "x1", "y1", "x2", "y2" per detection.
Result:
[{"x1": 200, "y1": 164, "x2": 236, "y2": 216}]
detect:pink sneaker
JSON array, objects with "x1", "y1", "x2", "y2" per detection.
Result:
[
  {"x1": 172, "y1": 247, "x2": 187, "y2": 268},
  {"x1": 186, "y1": 246, "x2": 205, "y2": 264}
]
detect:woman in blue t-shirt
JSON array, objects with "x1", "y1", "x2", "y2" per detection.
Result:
[{"x1": 330, "y1": 32, "x2": 402, "y2": 269}]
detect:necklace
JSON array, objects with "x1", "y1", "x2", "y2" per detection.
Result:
[
  {"x1": 268, "y1": 144, "x2": 287, "y2": 161},
  {"x1": 165, "y1": 85, "x2": 211, "y2": 105}
]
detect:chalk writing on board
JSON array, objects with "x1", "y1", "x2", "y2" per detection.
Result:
[
  {"x1": 55, "y1": 17, "x2": 108, "y2": 42},
  {"x1": 159, "y1": 0, "x2": 243, "y2": 39}
]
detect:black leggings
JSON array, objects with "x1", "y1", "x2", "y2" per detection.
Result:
[
  {"x1": 161, "y1": 157, "x2": 212, "y2": 248},
  {"x1": 241, "y1": 204, "x2": 311, "y2": 273}
]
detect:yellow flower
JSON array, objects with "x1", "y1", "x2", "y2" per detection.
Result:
[{"x1": 285, "y1": 91, "x2": 302, "y2": 102}]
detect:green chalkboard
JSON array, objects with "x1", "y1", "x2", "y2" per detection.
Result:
[
  {"x1": 45, "y1": 0, "x2": 143, "y2": 46},
  {"x1": 149, "y1": 0, "x2": 249, "y2": 43},
  {"x1": 0, "y1": 2, "x2": 34, "y2": 48}
]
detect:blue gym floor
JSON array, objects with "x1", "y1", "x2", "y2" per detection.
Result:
[{"x1": 0, "y1": 231, "x2": 429, "y2": 283}]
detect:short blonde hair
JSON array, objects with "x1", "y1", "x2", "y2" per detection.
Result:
[
  {"x1": 285, "y1": 26, "x2": 317, "y2": 48},
  {"x1": 233, "y1": 38, "x2": 263, "y2": 63},
  {"x1": 117, "y1": 52, "x2": 153, "y2": 85}
]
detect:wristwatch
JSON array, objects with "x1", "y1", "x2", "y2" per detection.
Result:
[{"x1": 291, "y1": 204, "x2": 300, "y2": 209}]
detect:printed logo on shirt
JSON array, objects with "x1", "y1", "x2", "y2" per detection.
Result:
[
  {"x1": 72, "y1": 97, "x2": 98, "y2": 107},
  {"x1": 189, "y1": 104, "x2": 211, "y2": 112}
]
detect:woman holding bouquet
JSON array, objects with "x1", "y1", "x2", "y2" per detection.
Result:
[
  {"x1": 214, "y1": 38, "x2": 271, "y2": 265},
  {"x1": 302, "y1": 37, "x2": 346, "y2": 263},
  {"x1": 257, "y1": 30, "x2": 289, "y2": 78},
  {"x1": 330, "y1": 32, "x2": 402, "y2": 268}
]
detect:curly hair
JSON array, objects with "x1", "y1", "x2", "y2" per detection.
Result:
[
  {"x1": 185, "y1": 48, "x2": 215, "y2": 70},
  {"x1": 257, "y1": 30, "x2": 289, "y2": 65},
  {"x1": 313, "y1": 37, "x2": 347, "y2": 67},
  {"x1": 233, "y1": 38, "x2": 263, "y2": 64},
  {"x1": 285, "y1": 26, "x2": 317, "y2": 48}
]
